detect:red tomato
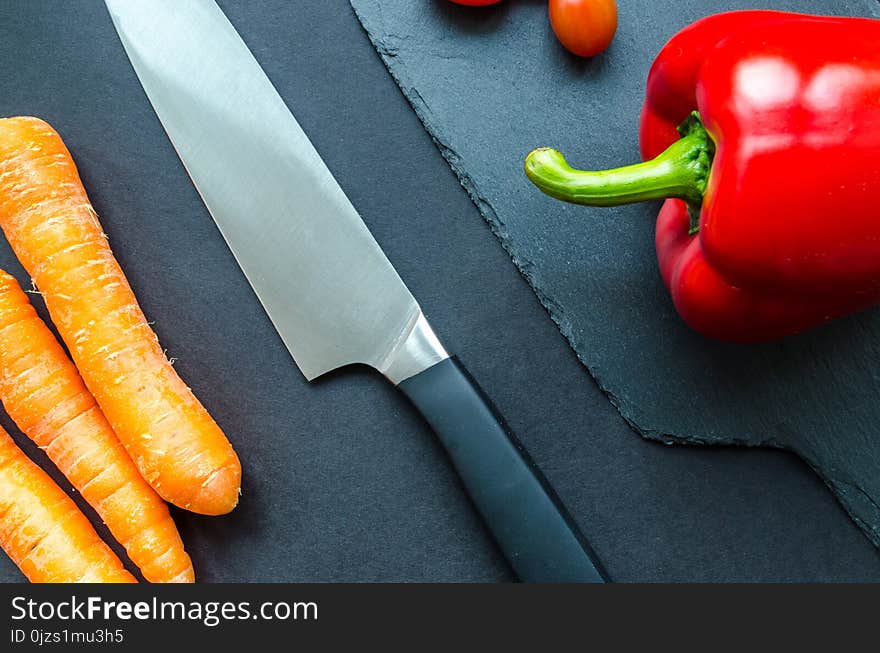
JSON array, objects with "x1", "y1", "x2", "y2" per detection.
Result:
[
  {"x1": 449, "y1": 0, "x2": 503, "y2": 5},
  {"x1": 549, "y1": 0, "x2": 618, "y2": 57}
]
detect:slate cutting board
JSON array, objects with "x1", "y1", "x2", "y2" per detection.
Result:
[
  {"x1": 350, "y1": 0, "x2": 880, "y2": 547},
  {"x1": 0, "y1": 0, "x2": 879, "y2": 583}
]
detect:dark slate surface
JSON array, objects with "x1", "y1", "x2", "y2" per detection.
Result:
[
  {"x1": 351, "y1": 0, "x2": 880, "y2": 556},
  {"x1": 0, "y1": 0, "x2": 878, "y2": 582}
]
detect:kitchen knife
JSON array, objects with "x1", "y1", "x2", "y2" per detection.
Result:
[{"x1": 105, "y1": 0, "x2": 606, "y2": 583}]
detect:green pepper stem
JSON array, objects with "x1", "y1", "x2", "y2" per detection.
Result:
[{"x1": 524, "y1": 112, "x2": 714, "y2": 212}]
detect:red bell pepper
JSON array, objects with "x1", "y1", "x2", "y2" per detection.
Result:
[{"x1": 525, "y1": 11, "x2": 880, "y2": 342}]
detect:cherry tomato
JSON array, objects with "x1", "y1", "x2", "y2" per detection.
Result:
[
  {"x1": 549, "y1": 0, "x2": 618, "y2": 57},
  {"x1": 449, "y1": 0, "x2": 503, "y2": 5}
]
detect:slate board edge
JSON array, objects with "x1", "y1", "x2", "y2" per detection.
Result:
[{"x1": 348, "y1": 0, "x2": 880, "y2": 550}]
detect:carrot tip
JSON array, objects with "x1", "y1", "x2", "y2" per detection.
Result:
[
  {"x1": 166, "y1": 566, "x2": 196, "y2": 584},
  {"x1": 187, "y1": 461, "x2": 241, "y2": 516}
]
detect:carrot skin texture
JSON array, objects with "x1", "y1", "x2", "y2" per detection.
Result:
[
  {"x1": 0, "y1": 116, "x2": 241, "y2": 515},
  {"x1": 0, "y1": 271, "x2": 194, "y2": 582},
  {"x1": 0, "y1": 426, "x2": 136, "y2": 583}
]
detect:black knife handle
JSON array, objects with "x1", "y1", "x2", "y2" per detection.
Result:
[{"x1": 398, "y1": 357, "x2": 606, "y2": 583}]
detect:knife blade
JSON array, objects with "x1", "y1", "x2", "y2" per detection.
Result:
[{"x1": 105, "y1": 0, "x2": 606, "y2": 583}]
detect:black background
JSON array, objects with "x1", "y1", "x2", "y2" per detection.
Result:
[{"x1": 0, "y1": 0, "x2": 878, "y2": 582}]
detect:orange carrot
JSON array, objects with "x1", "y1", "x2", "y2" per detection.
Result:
[
  {"x1": 0, "y1": 116, "x2": 240, "y2": 515},
  {"x1": 0, "y1": 271, "x2": 194, "y2": 582},
  {"x1": 0, "y1": 426, "x2": 136, "y2": 583}
]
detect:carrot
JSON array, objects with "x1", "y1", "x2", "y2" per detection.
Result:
[
  {"x1": 0, "y1": 425, "x2": 136, "y2": 583},
  {"x1": 0, "y1": 271, "x2": 194, "y2": 582},
  {"x1": 0, "y1": 116, "x2": 240, "y2": 515}
]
